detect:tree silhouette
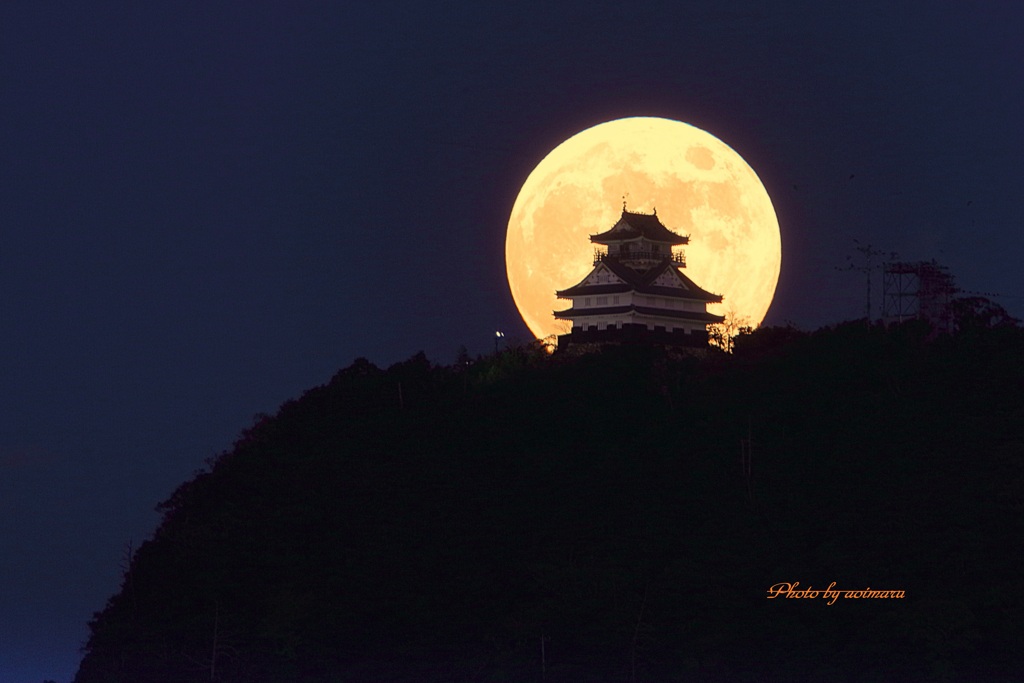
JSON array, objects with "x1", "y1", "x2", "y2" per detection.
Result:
[
  {"x1": 708, "y1": 310, "x2": 753, "y2": 353},
  {"x1": 74, "y1": 322, "x2": 1024, "y2": 682}
]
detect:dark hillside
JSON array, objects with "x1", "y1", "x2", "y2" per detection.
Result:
[{"x1": 75, "y1": 322, "x2": 1024, "y2": 682}]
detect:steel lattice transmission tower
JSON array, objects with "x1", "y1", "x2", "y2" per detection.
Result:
[{"x1": 882, "y1": 261, "x2": 958, "y2": 332}]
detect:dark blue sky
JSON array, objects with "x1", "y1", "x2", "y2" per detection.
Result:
[{"x1": 2, "y1": 1, "x2": 1022, "y2": 680}]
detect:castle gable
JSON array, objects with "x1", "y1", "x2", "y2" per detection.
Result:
[
  {"x1": 652, "y1": 268, "x2": 687, "y2": 289},
  {"x1": 583, "y1": 263, "x2": 625, "y2": 287}
]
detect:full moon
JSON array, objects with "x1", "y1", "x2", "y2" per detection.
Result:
[{"x1": 505, "y1": 116, "x2": 781, "y2": 341}]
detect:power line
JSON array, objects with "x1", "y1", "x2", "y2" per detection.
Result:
[{"x1": 836, "y1": 240, "x2": 889, "y2": 320}]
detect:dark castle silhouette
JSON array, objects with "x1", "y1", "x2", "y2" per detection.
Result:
[{"x1": 554, "y1": 208, "x2": 723, "y2": 350}]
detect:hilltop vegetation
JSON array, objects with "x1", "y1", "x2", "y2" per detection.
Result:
[{"x1": 75, "y1": 316, "x2": 1024, "y2": 682}]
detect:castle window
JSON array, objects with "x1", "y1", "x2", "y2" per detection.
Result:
[
  {"x1": 613, "y1": 296, "x2": 620, "y2": 304},
  {"x1": 596, "y1": 296, "x2": 608, "y2": 306}
]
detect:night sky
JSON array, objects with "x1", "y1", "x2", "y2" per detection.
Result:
[{"x1": 3, "y1": 1, "x2": 1023, "y2": 680}]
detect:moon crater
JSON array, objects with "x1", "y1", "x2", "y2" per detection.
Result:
[{"x1": 686, "y1": 146, "x2": 716, "y2": 170}]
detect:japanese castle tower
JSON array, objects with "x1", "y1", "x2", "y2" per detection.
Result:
[{"x1": 554, "y1": 207, "x2": 724, "y2": 349}]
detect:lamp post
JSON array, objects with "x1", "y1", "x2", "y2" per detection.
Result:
[{"x1": 494, "y1": 330, "x2": 504, "y2": 354}]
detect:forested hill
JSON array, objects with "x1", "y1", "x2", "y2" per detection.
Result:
[{"x1": 75, "y1": 317, "x2": 1023, "y2": 682}]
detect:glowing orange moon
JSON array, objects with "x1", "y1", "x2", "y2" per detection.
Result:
[{"x1": 505, "y1": 116, "x2": 781, "y2": 340}]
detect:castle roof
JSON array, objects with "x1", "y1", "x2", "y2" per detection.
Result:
[
  {"x1": 553, "y1": 303, "x2": 724, "y2": 324},
  {"x1": 556, "y1": 259, "x2": 723, "y2": 303},
  {"x1": 590, "y1": 210, "x2": 689, "y2": 246}
]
